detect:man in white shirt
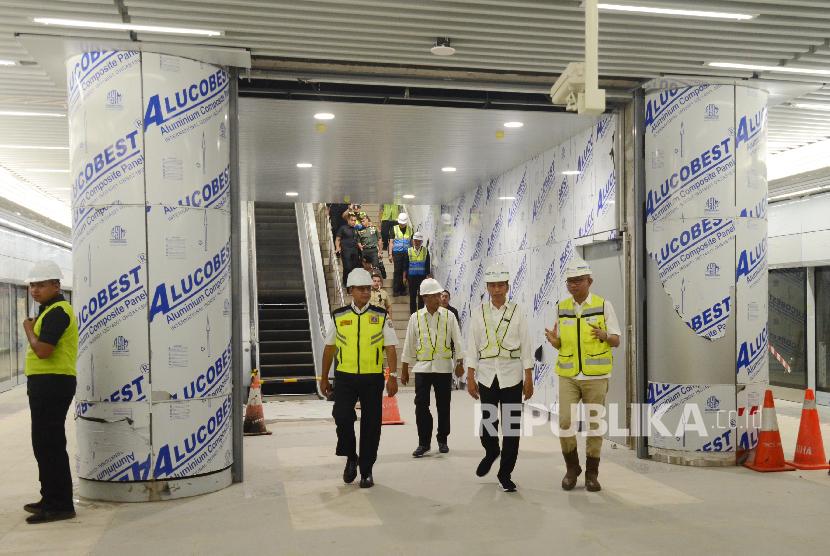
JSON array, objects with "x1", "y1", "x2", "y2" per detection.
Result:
[
  {"x1": 545, "y1": 258, "x2": 621, "y2": 493},
  {"x1": 321, "y1": 268, "x2": 399, "y2": 489},
  {"x1": 401, "y1": 278, "x2": 464, "y2": 458},
  {"x1": 466, "y1": 263, "x2": 534, "y2": 493}
]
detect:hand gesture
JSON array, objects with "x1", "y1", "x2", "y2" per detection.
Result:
[
  {"x1": 23, "y1": 317, "x2": 35, "y2": 333},
  {"x1": 454, "y1": 363, "x2": 464, "y2": 378},
  {"x1": 544, "y1": 322, "x2": 559, "y2": 346},
  {"x1": 320, "y1": 377, "x2": 332, "y2": 398},
  {"x1": 401, "y1": 368, "x2": 410, "y2": 385},
  {"x1": 588, "y1": 322, "x2": 607, "y2": 342}
]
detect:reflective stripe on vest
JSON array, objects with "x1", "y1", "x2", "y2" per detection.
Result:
[
  {"x1": 415, "y1": 308, "x2": 453, "y2": 361},
  {"x1": 333, "y1": 306, "x2": 387, "y2": 374},
  {"x1": 392, "y1": 226, "x2": 413, "y2": 253},
  {"x1": 555, "y1": 294, "x2": 612, "y2": 377},
  {"x1": 478, "y1": 303, "x2": 521, "y2": 360},
  {"x1": 408, "y1": 246, "x2": 427, "y2": 276},
  {"x1": 25, "y1": 300, "x2": 78, "y2": 377}
]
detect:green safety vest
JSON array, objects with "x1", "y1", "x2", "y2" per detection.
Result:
[
  {"x1": 415, "y1": 308, "x2": 453, "y2": 362},
  {"x1": 333, "y1": 305, "x2": 388, "y2": 374},
  {"x1": 555, "y1": 294, "x2": 613, "y2": 377},
  {"x1": 25, "y1": 300, "x2": 78, "y2": 377},
  {"x1": 392, "y1": 225, "x2": 413, "y2": 253},
  {"x1": 407, "y1": 246, "x2": 427, "y2": 276},
  {"x1": 478, "y1": 302, "x2": 521, "y2": 360}
]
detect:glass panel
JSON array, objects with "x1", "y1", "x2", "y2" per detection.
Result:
[
  {"x1": 15, "y1": 286, "x2": 29, "y2": 382},
  {"x1": 816, "y1": 267, "x2": 830, "y2": 393},
  {"x1": 768, "y1": 268, "x2": 808, "y2": 389},
  {"x1": 0, "y1": 284, "x2": 12, "y2": 392}
]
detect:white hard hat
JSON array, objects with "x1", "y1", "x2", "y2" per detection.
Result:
[
  {"x1": 27, "y1": 260, "x2": 63, "y2": 282},
  {"x1": 564, "y1": 258, "x2": 592, "y2": 279},
  {"x1": 484, "y1": 263, "x2": 510, "y2": 283},
  {"x1": 346, "y1": 268, "x2": 373, "y2": 288},
  {"x1": 419, "y1": 278, "x2": 443, "y2": 296},
  {"x1": 397, "y1": 212, "x2": 409, "y2": 225},
  {"x1": 413, "y1": 231, "x2": 424, "y2": 241}
]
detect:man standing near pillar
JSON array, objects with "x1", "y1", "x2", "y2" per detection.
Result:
[
  {"x1": 22, "y1": 260, "x2": 78, "y2": 524},
  {"x1": 406, "y1": 232, "x2": 431, "y2": 315},
  {"x1": 545, "y1": 258, "x2": 620, "y2": 492},
  {"x1": 401, "y1": 278, "x2": 464, "y2": 457},
  {"x1": 389, "y1": 212, "x2": 413, "y2": 297},
  {"x1": 320, "y1": 268, "x2": 399, "y2": 489},
  {"x1": 466, "y1": 263, "x2": 534, "y2": 492}
]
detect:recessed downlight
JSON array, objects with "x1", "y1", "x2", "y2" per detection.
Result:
[
  {"x1": 498, "y1": 196, "x2": 516, "y2": 200},
  {"x1": 33, "y1": 17, "x2": 222, "y2": 36},
  {"x1": 504, "y1": 121, "x2": 524, "y2": 128},
  {"x1": 562, "y1": 170, "x2": 581, "y2": 176},
  {"x1": 0, "y1": 110, "x2": 65, "y2": 117},
  {"x1": 430, "y1": 37, "x2": 456, "y2": 56},
  {"x1": 314, "y1": 112, "x2": 335, "y2": 120},
  {"x1": 707, "y1": 62, "x2": 830, "y2": 76},
  {"x1": 0, "y1": 60, "x2": 16, "y2": 66},
  {"x1": 441, "y1": 166, "x2": 457, "y2": 173},
  {"x1": 403, "y1": 194, "x2": 415, "y2": 199},
  {"x1": 296, "y1": 163, "x2": 313, "y2": 168},
  {"x1": 285, "y1": 191, "x2": 299, "y2": 197}
]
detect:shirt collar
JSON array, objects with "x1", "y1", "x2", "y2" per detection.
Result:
[
  {"x1": 572, "y1": 293, "x2": 593, "y2": 307},
  {"x1": 39, "y1": 293, "x2": 65, "y2": 312},
  {"x1": 489, "y1": 300, "x2": 508, "y2": 312},
  {"x1": 351, "y1": 302, "x2": 370, "y2": 314}
]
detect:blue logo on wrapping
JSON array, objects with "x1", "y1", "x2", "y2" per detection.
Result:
[
  {"x1": 705, "y1": 262, "x2": 720, "y2": 278},
  {"x1": 706, "y1": 395, "x2": 720, "y2": 411},
  {"x1": 704, "y1": 103, "x2": 719, "y2": 121},
  {"x1": 112, "y1": 335, "x2": 129, "y2": 356},
  {"x1": 705, "y1": 196, "x2": 720, "y2": 213},
  {"x1": 110, "y1": 225, "x2": 127, "y2": 244}
]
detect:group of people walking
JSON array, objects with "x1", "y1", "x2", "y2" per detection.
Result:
[{"x1": 323, "y1": 256, "x2": 620, "y2": 493}]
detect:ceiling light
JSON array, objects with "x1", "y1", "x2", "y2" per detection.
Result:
[
  {"x1": 33, "y1": 17, "x2": 222, "y2": 37},
  {"x1": 0, "y1": 144, "x2": 69, "y2": 150},
  {"x1": 499, "y1": 196, "x2": 516, "y2": 200},
  {"x1": 504, "y1": 121, "x2": 524, "y2": 128},
  {"x1": 0, "y1": 60, "x2": 15, "y2": 66},
  {"x1": 598, "y1": 4, "x2": 755, "y2": 20},
  {"x1": 707, "y1": 62, "x2": 830, "y2": 76},
  {"x1": 562, "y1": 170, "x2": 581, "y2": 175},
  {"x1": 0, "y1": 110, "x2": 66, "y2": 117},
  {"x1": 24, "y1": 169, "x2": 70, "y2": 173},
  {"x1": 403, "y1": 194, "x2": 415, "y2": 199},
  {"x1": 285, "y1": 191, "x2": 299, "y2": 197},
  {"x1": 296, "y1": 163, "x2": 313, "y2": 168},
  {"x1": 441, "y1": 166, "x2": 457, "y2": 172},
  {"x1": 791, "y1": 103, "x2": 830, "y2": 111},
  {"x1": 430, "y1": 37, "x2": 456, "y2": 56},
  {"x1": 314, "y1": 112, "x2": 335, "y2": 120}
]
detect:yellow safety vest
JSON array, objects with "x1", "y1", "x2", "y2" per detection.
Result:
[
  {"x1": 555, "y1": 294, "x2": 613, "y2": 377},
  {"x1": 392, "y1": 225, "x2": 413, "y2": 253},
  {"x1": 478, "y1": 303, "x2": 521, "y2": 360},
  {"x1": 333, "y1": 305, "x2": 388, "y2": 374},
  {"x1": 415, "y1": 308, "x2": 453, "y2": 361},
  {"x1": 407, "y1": 246, "x2": 428, "y2": 276},
  {"x1": 25, "y1": 300, "x2": 78, "y2": 377}
]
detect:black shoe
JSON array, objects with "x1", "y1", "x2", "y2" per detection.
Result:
[
  {"x1": 438, "y1": 442, "x2": 449, "y2": 454},
  {"x1": 476, "y1": 451, "x2": 500, "y2": 477},
  {"x1": 498, "y1": 476, "x2": 517, "y2": 493},
  {"x1": 26, "y1": 510, "x2": 76, "y2": 524},
  {"x1": 23, "y1": 500, "x2": 43, "y2": 514},
  {"x1": 359, "y1": 475, "x2": 374, "y2": 489},
  {"x1": 343, "y1": 456, "x2": 358, "y2": 484},
  {"x1": 412, "y1": 445, "x2": 430, "y2": 458}
]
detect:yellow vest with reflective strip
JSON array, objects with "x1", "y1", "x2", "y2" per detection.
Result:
[
  {"x1": 478, "y1": 302, "x2": 521, "y2": 360},
  {"x1": 555, "y1": 294, "x2": 612, "y2": 377},
  {"x1": 415, "y1": 307, "x2": 453, "y2": 361},
  {"x1": 333, "y1": 305, "x2": 387, "y2": 374},
  {"x1": 25, "y1": 300, "x2": 78, "y2": 377}
]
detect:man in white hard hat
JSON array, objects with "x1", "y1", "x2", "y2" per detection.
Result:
[
  {"x1": 406, "y1": 231, "x2": 431, "y2": 315},
  {"x1": 320, "y1": 268, "x2": 399, "y2": 489},
  {"x1": 401, "y1": 278, "x2": 463, "y2": 458},
  {"x1": 21, "y1": 260, "x2": 78, "y2": 524},
  {"x1": 389, "y1": 212, "x2": 413, "y2": 297},
  {"x1": 466, "y1": 263, "x2": 534, "y2": 492},
  {"x1": 545, "y1": 257, "x2": 620, "y2": 492}
]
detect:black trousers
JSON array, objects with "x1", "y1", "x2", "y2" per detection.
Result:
[
  {"x1": 380, "y1": 220, "x2": 395, "y2": 252},
  {"x1": 341, "y1": 249, "x2": 359, "y2": 286},
  {"x1": 362, "y1": 247, "x2": 380, "y2": 273},
  {"x1": 414, "y1": 372, "x2": 452, "y2": 447},
  {"x1": 478, "y1": 376, "x2": 523, "y2": 479},
  {"x1": 392, "y1": 252, "x2": 408, "y2": 296},
  {"x1": 408, "y1": 274, "x2": 425, "y2": 315},
  {"x1": 332, "y1": 371, "x2": 385, "y2": 476},
  {"x1": 28, "y1": 374, "x2": 76, "y2": 511}
]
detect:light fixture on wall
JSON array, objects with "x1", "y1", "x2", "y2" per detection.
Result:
[
  {"x1": 430, "y1": 37, "x2": 456, "y2": 56},
  {"x1": 707, "y1": 62, "x2": 830, "y2": 76},
  {"x1": 33, "y1": 17, "x2": 223, "y2": 36},
  {"x1": 441, "y1": 166, "x2": 457, "y2": 172},
  {"x1": 504, "y1": 121, "x2": 524, "y2": 128},
  {"x1": 597, "y1": 4, "x2": 755, "y2": 20},
  {"x1": 314, "y1": 112, "x2": 335, "y2": 120},
  {"x1": 296, "y1": 162, "x2": 313, "y2": 168}
]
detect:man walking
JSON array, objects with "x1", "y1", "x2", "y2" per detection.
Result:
[
  {"x1": 358, "y1": 216, "x2": 383, "y2": 277},
  {"x1": 320, "y1": 268, "x2": 399, "y2": 489},
  {"x1": 379, "y1": 203, "x2": 401, "y2": 252},
  {"x1": 389, "y1": 212, "x2": 413, "y2": 297},
  {"x1": 406, "y1": 232, "x2": 430, "y2": 315},
  {"x1": 401, "y1": 278, "x2": 463, "y2": 458},
  {"x1": 545, "y1": 258, "x2": 620, "y2": 492},
  {"x1": 22, "y1": 260, "x2": 78, "y2": 524},
  {"x1": 370, "y1": 272, "x2": 392, "y2": 318},
  {"x1": 466, "y1": 263, "x2": 534, "y2": 492},
  {"x1": 335, "y1": 213, "x2": 360, "y2": 287}
]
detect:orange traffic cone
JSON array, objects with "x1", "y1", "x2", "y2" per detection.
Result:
[
  {"x1": 744, "y1": 390, "x2": 793, "y2": 472},
  {"x1": 243, "y1": 370, "x2": 272, "y2": 436},
  {"x1": 382, "y1": 368, "x2": 404, "y2": 425},
  {"x1": 786, "y1": 389, "x2": 830, "y2": 470}
]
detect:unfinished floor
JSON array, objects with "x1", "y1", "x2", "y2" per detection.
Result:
[{"x1": 1, "y1": 385, "x2": 829, "y2": 555}]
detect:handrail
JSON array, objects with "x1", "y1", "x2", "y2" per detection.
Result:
[{"x1": 318, "y1": 204, "x2": 346, "y2": 308}]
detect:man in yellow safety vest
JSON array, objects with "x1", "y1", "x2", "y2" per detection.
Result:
[
  {"x1": 389, "y1": 212, "x2": 413, "y2": 297},
  {"x1": 545, "y1": 258, "x2": 621, "y2": 492}
]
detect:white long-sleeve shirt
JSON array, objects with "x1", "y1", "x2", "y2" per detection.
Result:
[
  {"x1": 401, "y1": 306, "x2": 463, "y2": 373},
  {"x1": 465, "y1": 301, "x2": 533, "y2": 388}
]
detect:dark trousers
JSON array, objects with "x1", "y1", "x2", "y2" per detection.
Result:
[
  {"x1": 362, "y1": 247, "x2": 380, "y2": 273},
  {"x1": 392, "y1": 252, "x2": 408, "y2": 296},
  {"x1": 414, "y1": 372, "x2": 452, "y2": 447},
  {"x1": 381, "y1": 220, "x2": 395, "y2": 251},
  {"x1": 332, "y1": 371, "x2": 385, "y2": 476},
  {"x1": 341, "y1": 249, "x2": 359, "y2": 286},
  {"x1": 408, "y1": 274, "x2": 425, "y2": 315},
  {"x1": 28, "y1": 374, "x2": 76, "y2": 511},
  {"x1": 478, "y1": 376, "x2": 523, "y2": 479}
]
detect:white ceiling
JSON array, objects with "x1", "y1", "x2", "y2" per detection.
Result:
[{"x1": 2, "y1": 0, "x2": 830, "y2": 220}]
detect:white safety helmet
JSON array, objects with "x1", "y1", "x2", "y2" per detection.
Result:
[
  {"x1": 27, "y1": 260, "x2": 63, "y2": 282},
  {"x1": 413, "y1": 231, "x2": 424, "y2": 241},
  {"x1": 419, "y1": 278, "x2": 443, "y2": 296},
  {"x1": 484, "y1": 263, "x2": 510, "y2": 283},
  {"x1": 397, "y1": 212, "x2": 409, "y2": 225},
  {"x1": 564, "y1": 258, "x2": 592, "y2": 279},
  {"x1": 346, "y1": 268, "x2": 373, "y2": 288}
]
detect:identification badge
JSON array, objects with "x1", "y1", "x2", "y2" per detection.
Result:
[
  {"x1": 560, "y1": 321, "x2": 576, "y2": 326},
  {"x1": 370, "y1": 316, "x2": 379, "y2": 324},
  {"x1": 341, "y1": 319, "x2": 352, "y2": 325}
]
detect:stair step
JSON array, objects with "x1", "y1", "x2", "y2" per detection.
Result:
[
  {"x1": 259, "y1": 307, "x2": 309, "y2": 319},
  {"x1": 260, "y1": 318, "x2": 309, "y2": 330},
  {"x1": 260, "y1": 339, "x2": 312, "y2": 351},
  {"x1": 260, "y1": 351, "x2": 315, "y2": 365},
  {"x1": 260, "y1": 330, "x2": 310, "y2": 341},
  {"x1": 261, "y1": 376, "x2": 318, "y2": 383},
  {"x1": 262, "y1": 381, "x2": 317, "y2": 396},
  {"x1": 261, "y1": 363, "x2": 316, "y2": 378}
]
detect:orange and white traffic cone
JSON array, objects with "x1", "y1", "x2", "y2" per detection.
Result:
[
  {"x1": 382, "y1": 367, "x2": 404, "y2": 425},
  {"x1": 786, "y1": 389, "x2": 830, "y2": 470},
  {"x1": 743, "y1": 390, "x2": 793, "y2": 472},
  {"x1": 243, "y1": 370, "x2": 272, "y2": 436}
]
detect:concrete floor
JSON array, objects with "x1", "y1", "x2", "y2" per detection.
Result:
[{"x1": 1, "y1": 385, "x2": 829, "y2": 555}]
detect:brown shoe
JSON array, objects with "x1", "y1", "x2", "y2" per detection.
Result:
[
  {"x1": 561, "y1": 450, "x2": 582, "y2": 491},
  {"x1": 585, "y1": 456, "x2": 601, "y2": 492}
]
